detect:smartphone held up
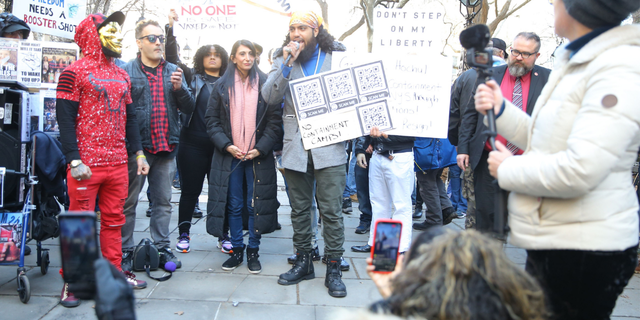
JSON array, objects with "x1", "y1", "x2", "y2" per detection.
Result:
[
  {"x1": 59, "y1": 212, "x2": 99, "y2": 284},
  {"x1": 371, "y1": 219, "x2": 402, "y2": 273}
]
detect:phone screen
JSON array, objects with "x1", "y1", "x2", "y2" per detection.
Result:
[
  {"x1": 372, "y1": 220, "x2": 402, "y2": 272},
  {"x1": 59, "y1": 213, "x2": 99, "y2": 283}
]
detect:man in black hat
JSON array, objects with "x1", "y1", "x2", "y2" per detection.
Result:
[
  {"x1": 0, "y1": 13, "x2": 30, "y2": 39},
  {"x1": 490, "y1": 37, "x2": 508, "y2": 66}
]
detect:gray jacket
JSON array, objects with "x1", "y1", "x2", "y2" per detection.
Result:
[
  {"x1": 262, "y1": 44, "x2": 347, "y2": 172},
  {"x1": 122, "y1": 58, "x2": 195, "y2": 151}
]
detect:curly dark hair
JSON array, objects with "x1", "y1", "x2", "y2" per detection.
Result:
[
  {"x1": 192, "y1": 44, "x2": 228, "y2": 77},
  {"x1": 387, "y1": 230, "x2": 548, "y2": 320},
  {"x1": 278, "y1": 25, "x2": 335, "y2": 56}
]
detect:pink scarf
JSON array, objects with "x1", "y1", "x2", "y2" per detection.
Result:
[{"x1": 230, "y1": 69, "x2": 259, "y2": 153}]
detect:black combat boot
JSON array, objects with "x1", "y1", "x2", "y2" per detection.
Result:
[
  {"x1": 278, "y1": 250, "x2": 315, "y2": 285},
  {"x1": 325, "y1": 258, "x2": 347, "y2": 297}
]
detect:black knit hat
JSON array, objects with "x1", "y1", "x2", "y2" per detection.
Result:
[{"x1": 563, "y1": 0, "x2": 640, "y2": 29}]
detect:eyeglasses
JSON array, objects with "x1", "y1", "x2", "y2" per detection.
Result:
[
  {"x1": 510, "y1": 48, "x2": 538, "y2": 59},
  {"x1": 138, "y1": 34, "x2": 165, "y2": 44}
]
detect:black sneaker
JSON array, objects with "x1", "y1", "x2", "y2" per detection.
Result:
[
  {"x1": 342, "y1": 197, "x2": 352, "y2": 214},
  {"x1": 412, "y1": 206, "x2": 423, "y2": 219},
  {"x1": 222, "y1": 245, "x2": 244, "y2": 271},
  {"x1": 146, "y1": 202, "x2": 153, "y2": 218},
  {"x1": 193, "y1": 203, "x2": 203, "y2": 219},
  {"x1": 413, "y1": 220, "x2": 439, "y2": 231},
  {"x1": 159, "y1": 248, "x2": 182, "y2": 270},
  {"x1": 121, "y1": 250, "x2": 133, "y2": 272},
  {"x1": 355, "y1": 221, "x2": 370, "y2": 234},
  {"x1": 246, "y1": 247, "x2": 261, "y2": 274}
]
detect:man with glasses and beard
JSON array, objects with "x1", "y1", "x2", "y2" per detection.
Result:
[
  {"x1": 457, "y1": 32, "x2": 551, "y2": 235},
  {"x1": 263, "y1": 11, "x2": 348, "y2": 298},
  {"x1": 120, "y1": 19, "x2": 194, "y2": 272}
]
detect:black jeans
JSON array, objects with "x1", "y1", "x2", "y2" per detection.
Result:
[
  {"x1": 416, "y1": 167, "x2": 452, "y2": 225},
  {"x1": 177, "y1": 131, "x2": 214, "y2": 235},
  {"x1": 473, "y1": 150, "x2": 498, "y2": 232},
  {"x1": 526, "y1": 245, "x2": 638, "y2": 320},
  {"x1": 355, "y1": 154, "x2": 372, "y2": 225}
]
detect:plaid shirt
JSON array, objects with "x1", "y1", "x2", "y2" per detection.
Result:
[{"x1": 140, "y1": 59, "x2": 175, "y2": 153}]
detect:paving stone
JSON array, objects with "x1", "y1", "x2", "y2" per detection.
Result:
[
  {"x1": 216, "y1": 301, "x2": 316, "y2": 320},
  {"x1": 626, "y1": 274, "x2": 640, "y2": 290},
  {"x1": 504, "y1": 247, "x2": 527, "y2": 265},
  {"x1": 134, "y1": 299, "x2": 221, "y2": 320},
  {"x1": 0, "y1": 295, "x2": 59, "y2": 320},
  {"x1": 40, "y1": 300, "x2": 98, "y2": 320},
  {"x1": 613, "y1": 287, "x2": 640, "y2": 317},
  {"x1": 229, "y1": 275, "x2": 297, "y2": 304},
  {"x1": 148, "y1": 272, "x2": 246, "y2": 301},
  {"x1": 0, "y1": 267, "x2": 62, "y2": 297},
  {"x1": 316, "y1": 305, "x2": 364, "y2": 320},
  {"x1": 298, "y1": 278, "x2": 382, "y2": 308}
]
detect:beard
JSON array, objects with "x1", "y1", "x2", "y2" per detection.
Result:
[
  {"x1": 297, "y1": 36, "x2": 318, "y2": 63},
  {"x1": 508, "y1": 60, "x2": 532, "y2": 78}
]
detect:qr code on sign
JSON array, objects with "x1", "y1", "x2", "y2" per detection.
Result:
[
  {"x1": 293, "y1": 79, "x2": 326, "y2": 111},
  {"x1": 354, "y1": 62, "x2": 387, "y2": 95},
  {"x1": 322, "y1": 70, "x2": 356, "y2": 102},
  {"x1": 357, "y1": 101, "x2": 393, "y2": 134}
]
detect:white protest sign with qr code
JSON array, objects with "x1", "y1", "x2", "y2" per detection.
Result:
[
  {"x1": 334, "y1": 52, "x2": 452, "y2": 139},
  {"x1": 289, "y1": 60, "x2": 393, "y2": 150}
]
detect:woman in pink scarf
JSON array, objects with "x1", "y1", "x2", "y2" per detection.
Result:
[{"x1": 205, "y1": 40, "x2": 283, "y2": 274}]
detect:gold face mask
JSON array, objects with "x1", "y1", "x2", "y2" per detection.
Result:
[{"x1": 99, "y1": 22, "x2": 123, "y2": 55}]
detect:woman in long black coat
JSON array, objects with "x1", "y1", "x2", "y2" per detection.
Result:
[{"x1": 205, "y1": 39, "x2": 282, "y2": 274}]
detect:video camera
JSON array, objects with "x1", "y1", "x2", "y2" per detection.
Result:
[{"x1": 459, "y1": 24, "x2": 509, "y2": 239}]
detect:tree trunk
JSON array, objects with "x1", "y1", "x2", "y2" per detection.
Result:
[{"x1": 315, "y1": 0, "x2": 330, "y2": 32}]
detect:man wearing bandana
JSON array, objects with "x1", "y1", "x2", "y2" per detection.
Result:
[
  {"x1": 56, "y1": 12, "x2": 150, "y2": 307},
  {"x1": 263, "y1": 11, "x2": 348, "y2": 298}
]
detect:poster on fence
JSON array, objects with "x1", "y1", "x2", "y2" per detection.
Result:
[
  {"x1": 334, "y1": 52, "x2": 452, "y2": 139},
  {"x1": 13, "y1": 0, "x2": 86, "y2": 39},
  {"x1": 17, "y1": 41, "x2": 43, "y2": 88},
  {"x1": 0, "y1": 39, "x2": 19, "y2": 81},
  {"x1": 289, "y1": 60, "x2": 393, "y2": 150},
  {"x1": 41, "y1": 89, "x2": 58, "y2": 134},
  {"x1": 40, "y1": 42, "x2": 78, "y2": 89}
]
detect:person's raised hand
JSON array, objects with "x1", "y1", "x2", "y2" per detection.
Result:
[
  {"x1": 370, "y1": 127, "x2": 388, "y2": 139},
  {"x1": 365, "y1": 255, "x2": 405, "y2": 299},
  {"x1": 168, "y1": 9, "x2": 178, "y2": 27},
  {"x1": 475, "y1": 80, "x2": 504, "y2": 115},
  {"x1": 488, "y1": 141, "x2": 513, "y2": 179},
  {"x1": 171, "y1": 68, "x2": 183, "y2": 90},
  {"x1": 283, "y1": 41, "x2": 301, "y2": 66}
]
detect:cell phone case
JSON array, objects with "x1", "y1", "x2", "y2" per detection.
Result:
[{"x1": 370, "y1": 218, "x2": 403, "y2": 273}]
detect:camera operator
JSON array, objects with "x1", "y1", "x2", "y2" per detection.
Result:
[
  {"x1": 475, "y1": 0, "x2": 640, "y2": 318},
  {"x1": 458, "y1": 33, "x2": 551, "y2": 235}
]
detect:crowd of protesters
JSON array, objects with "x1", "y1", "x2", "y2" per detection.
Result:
[{"x1": 2, "y1": 0, "x2": 640, "y2": 318}]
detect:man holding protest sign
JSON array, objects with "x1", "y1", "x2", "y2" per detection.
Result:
[{"x1": 263, "y1": 11, "x2": 348, "y2": 298}]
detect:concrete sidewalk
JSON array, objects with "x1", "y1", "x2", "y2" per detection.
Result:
[{"x1": 1, "y1": 175, "x2": 639, "y2": 320}]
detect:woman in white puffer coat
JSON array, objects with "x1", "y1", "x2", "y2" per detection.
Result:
[{"x1": 475, "y1": 0, "x2": 640, "y2": 319}]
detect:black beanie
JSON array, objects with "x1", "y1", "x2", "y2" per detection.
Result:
[{"x1": 563, "y1": 0, "x2": 640, "y2": 29}]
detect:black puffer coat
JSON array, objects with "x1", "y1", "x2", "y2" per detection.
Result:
[{"x1": 204, "y1": 72, "x2": 283, "y2": 237}]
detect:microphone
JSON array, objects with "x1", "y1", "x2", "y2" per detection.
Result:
[
  {"x1": 459, "y1": 24, "x2": 491, "y2": 50},
  {"x1": 284, "y1": 42, "x2": 300, "y2": 66}
]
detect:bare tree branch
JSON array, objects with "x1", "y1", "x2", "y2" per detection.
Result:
[
  {"x1": 315, "y1": 0, "x2": 330, "y2": 32},
  {"x1": 339, "y1": 15, "x2": 365, "y2": 41},
  {"x1": 397, "y1": 0, "x2": 410, "y2": 8}
]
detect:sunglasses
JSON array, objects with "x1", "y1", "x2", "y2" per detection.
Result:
[{"x1": 138, "y1": 34, "x2": 165, "y2": 44}]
